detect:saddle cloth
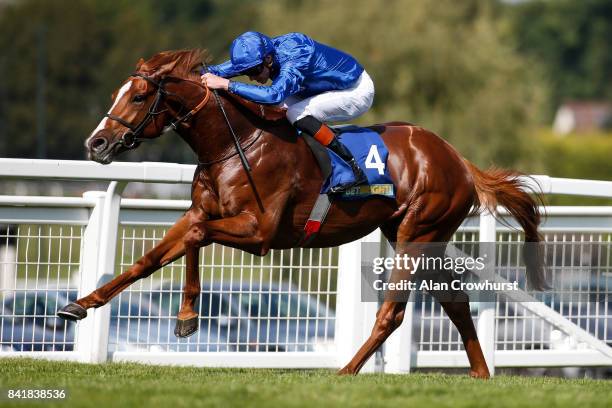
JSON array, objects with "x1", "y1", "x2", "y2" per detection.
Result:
[{"x1": 321, "y1": 125, "x2": 395, "y2": 199}]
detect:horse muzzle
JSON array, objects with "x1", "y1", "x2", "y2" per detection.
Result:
[{"x1": 86, "y1": 130, "x2": 120, "y2": 164}]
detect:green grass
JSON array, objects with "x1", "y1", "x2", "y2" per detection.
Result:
[{"x1": 0, "y1": 359, "x2": 610, "y2": 408}]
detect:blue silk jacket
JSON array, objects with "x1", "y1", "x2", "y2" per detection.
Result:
[{"x1": 208, "y1": 32, "x2": 364, "y2": 105}]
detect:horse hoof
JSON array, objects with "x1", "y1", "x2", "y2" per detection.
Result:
[
  {"x1": 174, "y1": 317, "x2": 199, "y2": 338},
  {"x1": 57, "y1": 302, "x2": 87, "y2": 321},
  {"x1": 469, "y1": 369, "x2": 490, "y2": 379},
  {"x1": 337, "y1": 367, "x2": 356, "y2": 376}
]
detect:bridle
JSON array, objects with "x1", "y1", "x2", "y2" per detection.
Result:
[
  {"x1": 103, "y1": 67, "x2": 259, "y2": 176},
  {"x1": 105, "y1": 72, "x2": 211, "y2": 149},
  {"x1": 103, "y1": 66, "x2": 264, "y2": 210}
]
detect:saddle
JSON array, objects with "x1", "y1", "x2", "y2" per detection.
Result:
[{"x1": 298, "y1": 126, "x2": 396, "y2": 246}]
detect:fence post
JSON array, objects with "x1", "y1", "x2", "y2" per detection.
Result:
[
  {"x1": 0, "y1": 236, "x2": 16, "y2": 293},
  {"x1": 334, "y1": 229, "x2": 381, "y2": 373},
  {"x1": 76, "y1": 181, "x2": 126, "y2": 363},
  {"x1": 76, "y1": 191, "x2": 104, "y2": 362},
  {"x1": 478, "y1": 210, "x2": 497, "y2": 376}
]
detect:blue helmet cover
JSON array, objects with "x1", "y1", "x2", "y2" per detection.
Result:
[{"x1": 229, "y1": 31, "x2": 275, "y2": 72}]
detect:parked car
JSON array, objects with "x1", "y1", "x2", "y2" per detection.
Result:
[
  {"x1": 151, "y1": 281, "x2": 335, "y2": 351},
  {"x1": 1, "y1": 290, "x2": 233, "y2": 352},
  {"x1": 1, "y1": 290, "x2": 77, "y2": 351}
]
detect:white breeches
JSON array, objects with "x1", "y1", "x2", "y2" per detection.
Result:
[{"x1": 282, "y1": 71, "x2": 375, "y2": 124}]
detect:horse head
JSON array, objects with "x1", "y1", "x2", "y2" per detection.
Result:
[{"x1": 85, "y1": 50, "x2": 208, "y2": 164}]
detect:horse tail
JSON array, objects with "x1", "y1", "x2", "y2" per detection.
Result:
[{"x1": 464, "y1": 160, "x2": 548, "y2": 290}]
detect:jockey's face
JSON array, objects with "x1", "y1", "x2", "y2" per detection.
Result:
[
  {"x1": 248, "y1": 66, "x2": 270, "y2": 84},
  {"x1": 245, "y1": 55, "x2": 274, "y2": 84}
]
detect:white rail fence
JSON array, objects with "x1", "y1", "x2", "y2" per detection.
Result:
[{"x1": 0, "y1": 159, "x2": 611, "y2": 374}]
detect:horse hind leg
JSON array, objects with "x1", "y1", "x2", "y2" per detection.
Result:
[
  {"x1": 415, "y1": 225, "x2": 490, "y2": 376},
  {"x1": 337, "y1": 192, "x2": 457, "y2": 375},
  {"x1": 439, "y1": 297, "x2": 490, "y2": 378},
  {"x1": 339, "y1": 189, "x2": 491, "y2": 378},
  {"x1": 424, "y1": 215, "x2": 491, "y2": 377},
  {"x1": 427, "y1": 270, "x2": 490, "y2": 378},
  {"x1": 338, "y1": 211, "x2": 420, "y2": 375},
  {"x1": 415, "y1": 218, "x2": 490, "y2": 377}
]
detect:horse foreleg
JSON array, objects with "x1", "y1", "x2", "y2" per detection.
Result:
[
  {"x1": 57, "y1": 213, "x2": 192, "y2": 320},
  {"x1": 173, "y1": 212, "x2": 263, "y2": 337},
  {"x1": 174, "y1": 229, "x2": 202, "y2": 338}
]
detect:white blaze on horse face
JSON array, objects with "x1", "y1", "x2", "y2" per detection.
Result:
[{"x1": 87, "y1": 80, "x2": 133, "y2": 143}]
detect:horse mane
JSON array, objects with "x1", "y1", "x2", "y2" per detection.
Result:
[
  {"x1": 137, "y1": 49, "x2": 287, "y2": 122},
  {"x1": 137, "y1": 49, "x2": 207, "y2": 81}
]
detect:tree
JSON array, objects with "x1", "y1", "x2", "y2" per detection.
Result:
[
  {"x1": 0, "y1": 0, "x2": 549, "y2": 168},
  {"x1": 253, "y1": 0, "x2": 547, "y2": 166},
  {"x1": 509, "y1": 0, "x2": 612, "y2": 111},
  {"x1": 0, "y1": 0, "x2": 252, "y2": 162}
]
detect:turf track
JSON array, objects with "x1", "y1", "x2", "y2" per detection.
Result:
[{"x1": 0, "y1": 358, "x2": 610, "y2": 407}]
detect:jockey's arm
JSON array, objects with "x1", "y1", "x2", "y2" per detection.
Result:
[
  {"x1": 207, "y1": 60, "x2": 241, "y2": 78},
  {"x1": 228, "y1": 65, "x2": 305, "y2": 105}
]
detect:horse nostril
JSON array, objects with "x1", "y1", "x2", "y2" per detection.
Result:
[{"x1": 91, "y1": 137, "x2": 108, "y2": 151}]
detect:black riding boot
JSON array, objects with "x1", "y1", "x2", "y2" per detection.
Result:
[
  {"x1": 326, "y1": 138, "x2": 368, "y2": 192},
  {"x1": 294, "y1": 116, "x2": 368, "y2": 193}
]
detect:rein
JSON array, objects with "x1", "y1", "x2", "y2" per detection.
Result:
[
  {"x1": 201, "y1": 63, "x2": 252, "y2": 172},
  {"x1": 198, "y1": 128, "x2": 263, "y2": 166}
]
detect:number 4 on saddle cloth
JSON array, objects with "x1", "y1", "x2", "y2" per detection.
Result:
[
  {"x1": 298, "y1": 125, "x2": 396, "y2": 246},
  {"x1": 322, "y1": 125, "x2": 395, "y2": 197}
]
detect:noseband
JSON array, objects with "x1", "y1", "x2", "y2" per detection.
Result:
[{"x1": 105, "y1": 72, "x2": 210, "y2": 148}]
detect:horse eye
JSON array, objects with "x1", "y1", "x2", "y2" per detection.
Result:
[{"x1": 132, "y1": 94, "x2": 146, "y2": 103}]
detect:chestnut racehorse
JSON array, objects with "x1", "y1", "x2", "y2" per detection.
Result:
[{"x1": 58, "y1": 50, "x2": 546, "y2": 377}]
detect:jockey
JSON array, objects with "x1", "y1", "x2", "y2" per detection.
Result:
[{"x1": 201, "y1": 31, "x2": 374, "y2": 193}]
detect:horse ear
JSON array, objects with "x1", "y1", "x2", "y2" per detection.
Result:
[
  {"x1": 152, "y1": 59, "x2": 179, "y2": 79},
  {"x1": 135, "y1": 58, "x2": 145, "y2": 71}
]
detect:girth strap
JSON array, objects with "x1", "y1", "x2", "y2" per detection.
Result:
[{"x1": 297, "y1": 134, "x2": 334, "y2": 247}]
